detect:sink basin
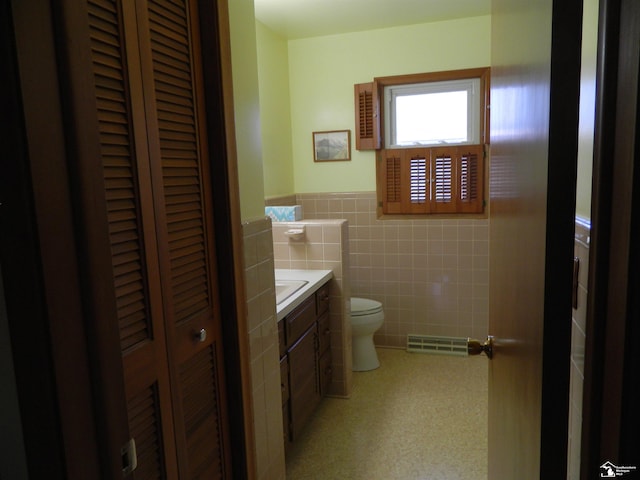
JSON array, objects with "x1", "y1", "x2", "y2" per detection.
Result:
[{"x1": 275, "y1": 279, "x2": 308, "y2": 305}]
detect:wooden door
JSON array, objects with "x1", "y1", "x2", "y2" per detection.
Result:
[
  {"x1": 133, "y1": 1, "x2": 230, "y2": 477},
  {"x1": 489, "y1": 0, "x2": 582, "y2": 478},
  {"x1": 58, "y1": 0, "x2": 231, "y2": 477}
]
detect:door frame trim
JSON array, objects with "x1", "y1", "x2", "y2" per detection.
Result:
[
  {"x1": 197, "y1": 0, "x2": 255, "y2": 477},
  {"x1": 582, "y1": 0, "x2": 640, "y2": 475},
  {"x1": 540, "y1": 0, "x2": 584, "y2": 474}
]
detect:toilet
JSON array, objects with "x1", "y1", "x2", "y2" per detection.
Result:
[{"x1": 350, "y1": 297, "x2": 384, "y2": 371}]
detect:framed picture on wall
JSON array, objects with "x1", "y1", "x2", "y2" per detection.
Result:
[{"x1": 312, "y1": 130, "x2": 351, "y2": 162}]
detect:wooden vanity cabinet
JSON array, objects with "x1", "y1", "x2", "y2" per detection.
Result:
[
  {"x1": 279, "y1": 281, "x2": 332, "y2": 446},
  {"x1": 316, "y1": 283, "x2": 332, "y2": 395},
  {"x1": 280, "y1": 356, "x2": 289, "y2": 444},
  {"x1": 318, "y1": 312, "x2": 332, "y2": 395},
  {"x1": 316, "y1": 283, "x2": 330, "y2": 317},
  {"x1": 285, "y1": 295, "x2": 316, "y2": 346},
  {"x1": 278, "y1": 317, "x2": 286, "y2": 358},
  {"x1": 288, "y1": 323, "x2": 320, "y2": 440}
]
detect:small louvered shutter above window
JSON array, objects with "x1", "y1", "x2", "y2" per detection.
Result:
[{"x1": 354, "y1": 82, "x2": 381, "y2": 150}]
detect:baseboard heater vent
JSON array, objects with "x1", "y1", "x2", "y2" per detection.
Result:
[{"x1": 406, "y1": 335, "x2": 469, "y2": 356}]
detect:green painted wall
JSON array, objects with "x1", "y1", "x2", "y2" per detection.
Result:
[
  {"x1": 287, "y1": 16, "x2": 492, "y2": 193},
  {"x1": 575, "y1": 0, "x2": 598, "y2": 221},
  {"x1": 256, "y1": 22, "x2": 295, "y2": 198},
  {"x1": 228, "y1": 0, "x2": 265, "y2": 220},
  {"x1": 238, "y1": 6, "x2": 594, "y2": 216}
]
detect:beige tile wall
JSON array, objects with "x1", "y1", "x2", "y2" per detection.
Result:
[
  {"x1": 242, "y1": 217, "x2": 286, "y2": 480},
  {"x1": 567, "y1": 218, "x2": 589, "y2": 480},
  {"x1": 265, "y1": 194, "x2": 297, "y2": 206},
  {"x1": 263, "y1": 194, "x2": 588, "y2": 476},
  {"x1": 295, "y1": 192, "x2": 490, "y2": 347},
  {"x1": 271, "y1": 220, "x2": 352, "y2": 397},
  {"x1": 242, "y1": 215, "x2": 353, "y2": 480}
]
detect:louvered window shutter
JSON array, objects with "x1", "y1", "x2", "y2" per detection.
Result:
[
  {"x1": 410, "y1": 156, "x2": 427, "y2": 204},
  {"x1": 380, "y1": 151, "x2": 403, "y2": 213},
  {"x1": 354, "y1": 82, "x2": 381, "y2": 150},
  {"x1": 458, "y1": 145, "x2": 484, "y2": 213},
  {"x1": 377, "y1": 145, "x2": 485, "y2": 215},
  {"x1": 431, "y1": 149, "x2": 457, "y2": 213},
  {"x1": 404, "y1": 149, "x2": 429, "y2": 214}
]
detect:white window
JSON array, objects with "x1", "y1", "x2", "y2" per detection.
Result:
[
  {"x1": 384, "y1": 78, "x2": 481, "y2": 148},
  {"x1": 354, "y1": 67, "x2": 489, "y2": 216}
]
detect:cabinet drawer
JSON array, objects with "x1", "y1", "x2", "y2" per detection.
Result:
[
  {"x1": 316, "y1": 283, "x2": 330, "y2": 317},
  {"x1": 285, "y1": 294, "x2": 316, "y2": 347},
  {"x1": 317, "y1": 312, "x2": 330, "y2": 356}
]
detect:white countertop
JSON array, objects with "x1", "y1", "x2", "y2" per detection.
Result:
[{"x1": 275, "y1": 269, "x2": 333, "y2": 321}]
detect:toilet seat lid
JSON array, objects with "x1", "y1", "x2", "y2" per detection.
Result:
[{"x1": 351, "y1": 297, "x2": 383, "y2": 316}]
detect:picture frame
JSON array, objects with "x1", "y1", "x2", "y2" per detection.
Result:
[{"x1": 312, "y1": 130, "x2": 351, "y2": 162}]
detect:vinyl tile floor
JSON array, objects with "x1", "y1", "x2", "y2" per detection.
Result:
[{"x1": 285, "y1": 347, "x2": 488, "y2": 480}]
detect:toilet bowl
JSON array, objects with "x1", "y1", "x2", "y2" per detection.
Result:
[{"x1": 350, "y1": 297, "x2": 384, "y2": 371}]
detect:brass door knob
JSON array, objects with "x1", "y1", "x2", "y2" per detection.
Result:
[{"x1": 467, "y1": 336, "x2": 493, "y2": 359}]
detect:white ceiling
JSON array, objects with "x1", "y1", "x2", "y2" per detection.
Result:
[{"x1": 254, "y1": 0, "x2": 491, "y2": 40}]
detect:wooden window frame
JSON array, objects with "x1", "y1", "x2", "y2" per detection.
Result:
[{"x1": 356, "y1": 67, "x2": 490, "y2": 217}]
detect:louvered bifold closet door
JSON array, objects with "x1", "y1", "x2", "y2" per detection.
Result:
[
  {"x1": 87, "y1": 0, "x2": 178, "y2": 478},
  {"x1": 135, "y1": 0, "x2": 229, "y2": 477}
]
